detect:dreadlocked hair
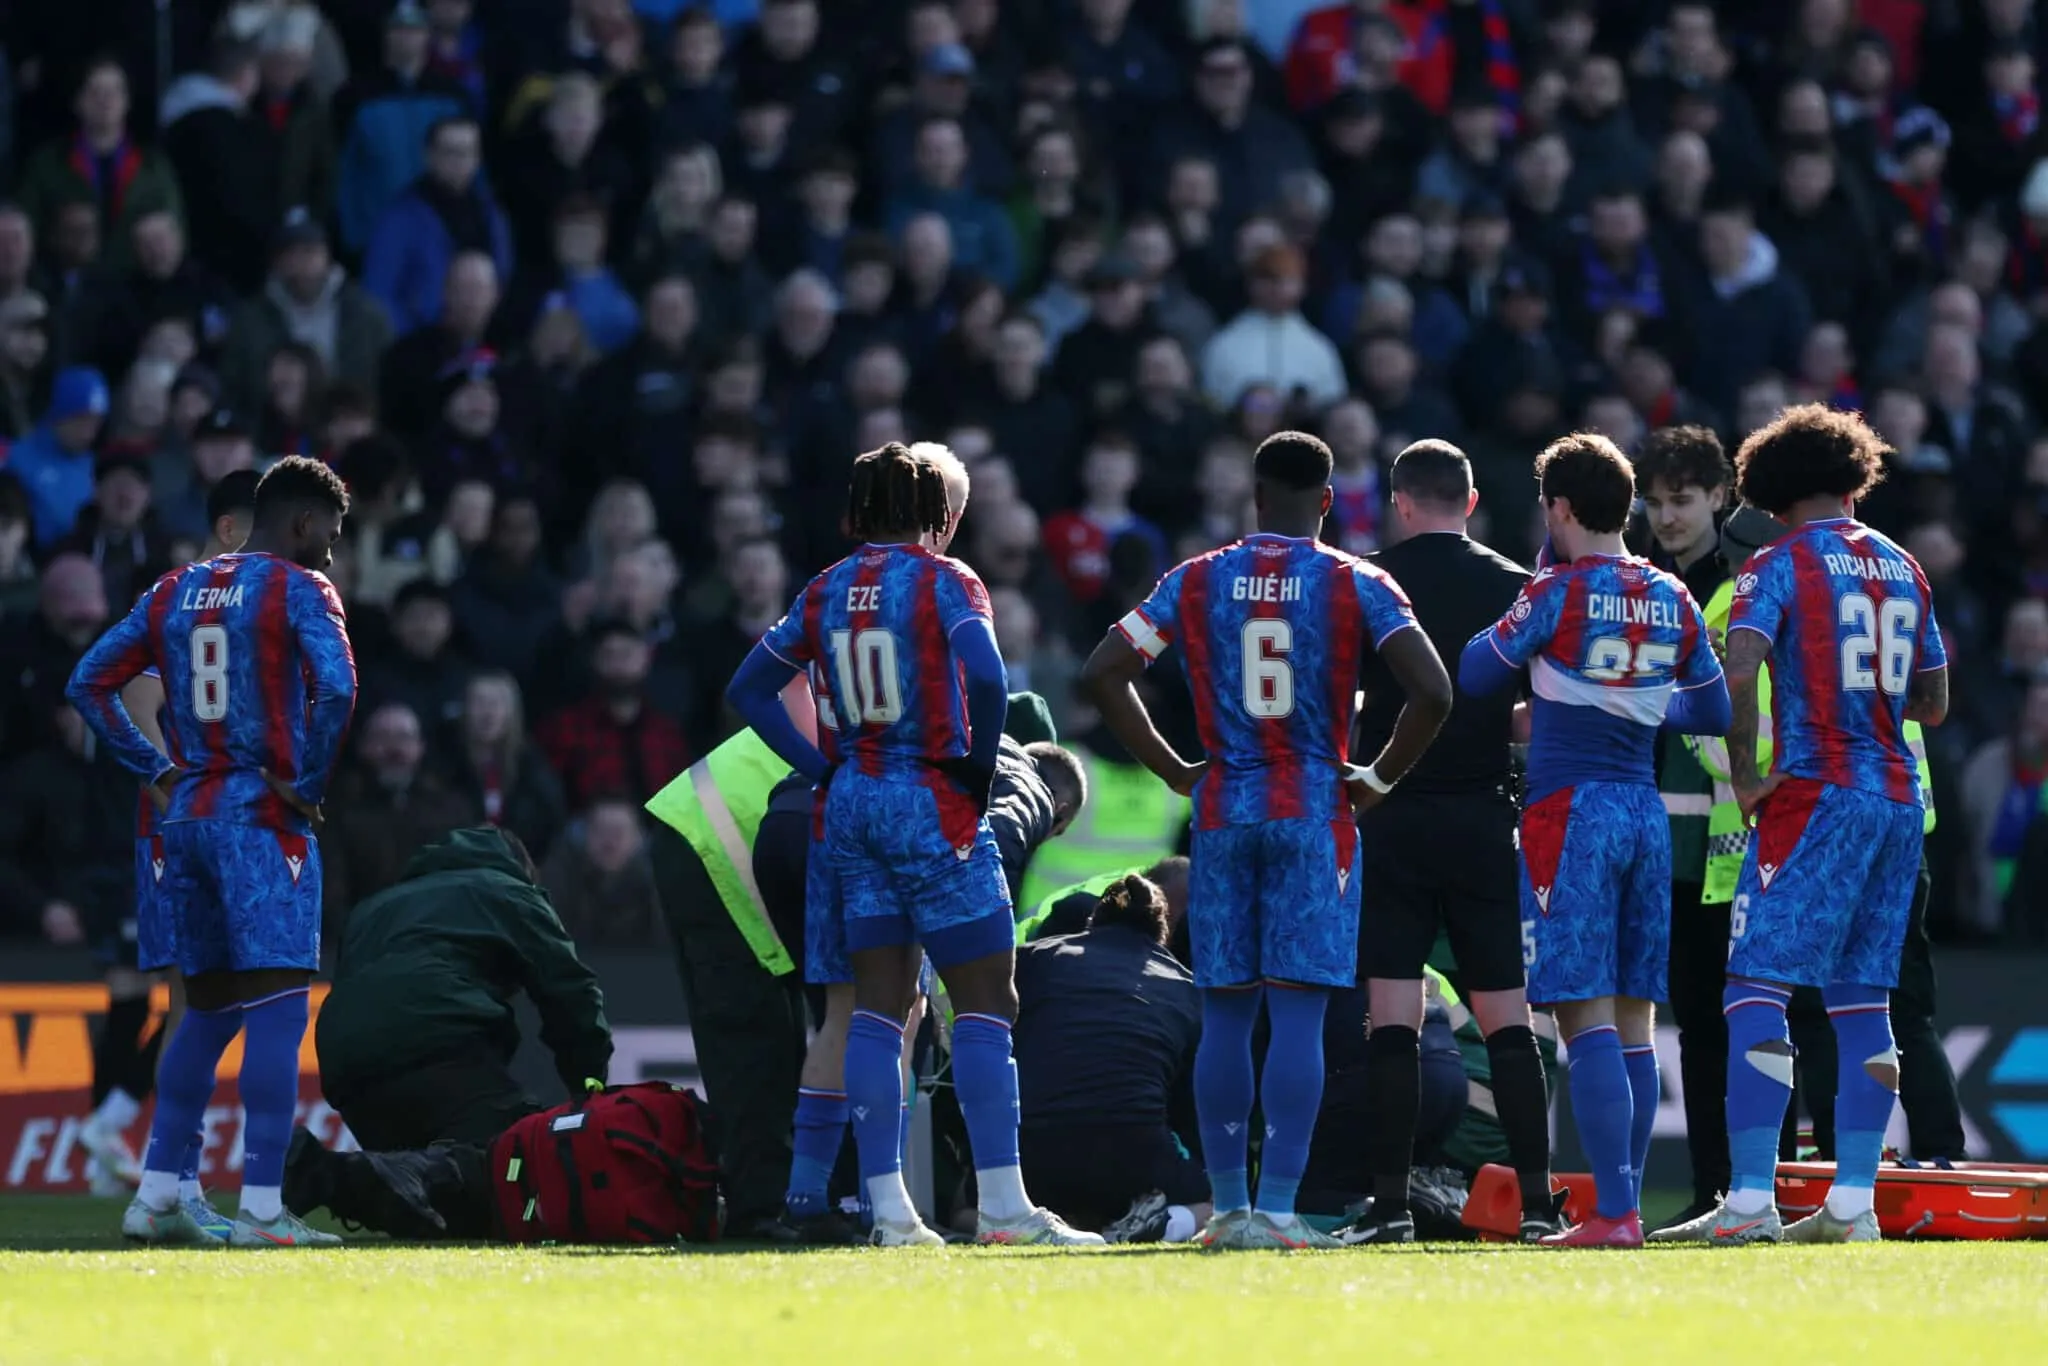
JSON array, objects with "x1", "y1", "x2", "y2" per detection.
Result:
[{"x1": 846, "y1": 441, "x2": 953, "y2": 540}]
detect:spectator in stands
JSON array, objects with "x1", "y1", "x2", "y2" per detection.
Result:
[
  {"x1": 1043, "y1": 431, "x2": 1167, "y2": 607},
  {"x1": 1681, "y1": 185, "x2": 1814, "y2": 416},
  {"x1": 0, "y1": 477, "x2": 39, "y2": 621},
  {"x1": 692, "y1": 194, "x2": 775, "y2": 345},
  {"x1": 500, "y1": 73, "x2": 635, "y2": 272},
  {"x1": 364, "y1": 114, "x2": 512, "y2": 336},
  {"x1": 441, "y1": 669, "x2": 567, "y2": 861},
  {"x1": 0, "y1": 553, "x2": 106, "y2": 761},
  {"x1": 54, "y1": 455, "x2": 171, "y2": 608},
  {"x1": 1201, "y1": 241, "x2": 1344, "y2": 411},
  {"x1": 335, "y1": 1, "x2": 468, "y2": 254},
  {"x1": 222, "y1": 208, "x2": 391, "y2": 422},
  {"x1": 363, "y1": 578, "x2": 471, "y2": 732},
  {"x1": 322, "y1": 700, "x2": 482, "y2": 929},
  {"x1": 448, "y1": 490, "x2": 562, "y2": 681},
  {"x1": 1759, "y1": 138, "x2": 1890, "y2": 348},
  {"x1": 885, "y1": 116, "x2": 1018, "y2": 291},
  {"x1": 657, "y1": 8, "x2": 733, "y2": 152},
  {"x1": 156, "y1": 406, "x2": 255, "y2": 544},
  {"x1": 1152, "y1": 37, "x2": 1314, "y2": 238},
  {"x1": 0, "y1": 291, "x2": 50, "y2": 440},
  {"x1": 572, "y1": 276, "x2": 703, "y2": 518},
  {"x1": 536, "y1": 614, "x2": 692, "y2": 812},
  {"x1": 1961, "y1": 675, "x2": 2048, "y2": 938},
  {"x1": 541, "y1": 796, "x2": 662, "y2": 948},
  {"x1": 687, "y1": 535, "x2": 788, "y2": 741},
  {"x1": 380, "y1": 250, "x2": 500, "y2": 439},
  {"x1": 250, "y1": 6, "x2": 335, "y2": 228},
  {"x1": 161, "y1": 36, "x2": 275, "y2": 294},
  {"x1": 16, "y1": 59, "x2": 183, "y2": 271},
  {"x1": 9, "y1": 365, "x2": 107, "y2": 549},
  {"x1": 70, "y1": 210, "x2": 231, "y2": 385}
]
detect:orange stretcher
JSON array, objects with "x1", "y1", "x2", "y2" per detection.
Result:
[{"x1": 1462, "y1": 1161, "x2": 2048, "y2": 1240}]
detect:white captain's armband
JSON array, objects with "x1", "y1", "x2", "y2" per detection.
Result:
[{"x1": 1115, "y1": 609, "x2": 1168, "y2": 660}]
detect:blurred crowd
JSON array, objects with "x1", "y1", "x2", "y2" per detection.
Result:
[{"x1": 1, "y1": 0, "x2": 2047, "y2": 951}]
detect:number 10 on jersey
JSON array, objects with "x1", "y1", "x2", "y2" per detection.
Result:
[{"x1": 828, "y1": 628, "x2": 904, "y2": 726}]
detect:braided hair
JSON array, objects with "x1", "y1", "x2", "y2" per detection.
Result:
[{"x1": 846, "y1": 441, "x2": 953, "y2": 542}]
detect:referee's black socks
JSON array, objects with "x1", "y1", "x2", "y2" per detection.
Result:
[
  {"x1": 1364, "y1": 1025, "x2": 1420, "y2": 1216},
  {"x1": 1485, "y1": 1025, "x2": 1556, "y2": 1216}
]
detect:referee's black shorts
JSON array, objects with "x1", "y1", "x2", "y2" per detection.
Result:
[{"x1": 1356, "y1": 788, "x2": 1525, "y2": 993}]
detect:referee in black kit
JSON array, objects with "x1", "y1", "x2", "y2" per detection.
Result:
[{"x1": 1335, "y1": 440, "x2": 1561, "y2": 1245}]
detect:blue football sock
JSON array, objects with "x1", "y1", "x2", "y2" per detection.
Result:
[
  {"x1": 1255, "y1": 985, "x2": 1329, "y2": 1217},
  {"x1": 1824, "y1": 985, "x2": 1899, "y2": 1209},
  {"x1": 1195, "y1": 986, "x2": 1262, "y2": 1212},
  {"x1": 237, "y1": 987, "x2": 309, "y2": 1219},
  {"x1": 1566, "y1": 1026, "x2": 1636, "y2": 1220},
  {"x1": 1724, "y1": 979, "x2": 1795, "y2": 1207},
  {"x1": 787, "y1": 1088, "x2": 847, "y2": 1216},
  {"x1": 844, "y1": 1011, "x2": 906, "y2": 1184},
  {"x1": 950, "y1": 1014, "x2": 1021, "y2": 1172},
  {"x1": 1623, "y1": 1044, "x2": 1660, "y2": 1209},
  {"x1": 137, "y1": 1003, "x2": 242, "y2": 1209}
]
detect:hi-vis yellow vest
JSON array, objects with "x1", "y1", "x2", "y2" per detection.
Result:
[
  {"x1": 1016, "y1": 751, "x2": 1189, "y2": 912},
  {"x1": 644, "y1": 730, "x2": 795, "y2": 975},
  {"x1": 1018, "y1": 868, "x2": 1131, "y2": 943},
  {"x1": 1690, "y1": 581, "x2": 1934, "y2": 905}
]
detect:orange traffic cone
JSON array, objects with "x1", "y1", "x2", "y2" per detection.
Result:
[{"x1": 1461, "y1": 1163, "x2": 1598, "y2": 1241}]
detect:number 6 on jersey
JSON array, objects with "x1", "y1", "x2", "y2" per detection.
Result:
[{"x1": 1242, "y1": 619, "x2": 1294, "y2": 718}]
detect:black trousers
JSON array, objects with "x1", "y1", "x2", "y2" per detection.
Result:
[
  {"x1": 1666, "y1": 881, "x2": 1731, "y2": 1204},
  {"x1": 285, "y1": 1130, "x2": 497, "y2": 1240},
  {"x1": 328, "y1": 1048, "x2": 541, "y2": 1153},
  {"x1": 650, "y1": 822, "x2": 809, "y2": 1229},
  {"x1": 1786, "y1": 862, "x2": 1966, "y2": 1162}
]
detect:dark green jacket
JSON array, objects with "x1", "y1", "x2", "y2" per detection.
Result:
[{"x1": 316, "y1": 828, "x2": 612, "y2": 1097}]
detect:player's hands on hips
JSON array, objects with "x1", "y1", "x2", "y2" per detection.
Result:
[
  {"x1": 1346, "y1": 774, "x2": 1386, "y2": 817},
  {"x1": 1735, "y1": 772, "x2": 1783, "y2": 825},
  {"x1": 1166, "y1": 759, "x2": 1207, "y2": 797},
  {"x1": 147, "y1": 766, "x2": 179, "y2": 813},
  {"x1": 262, "y1": 768, "x2": 325, "y2": 830}
]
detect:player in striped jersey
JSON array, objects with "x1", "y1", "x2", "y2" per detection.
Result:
[
  {"x1": 69, "y1": 457, "x2": 357, "y2": 1248},
  {"x1": 1079, "y1": 430, "x2": 1454, "y2": 1249},
  {"x1": 75, "y1": 469, "x2": 261, "y2": 1232},
  {"x1": 1459, "y1": 433, "x2": 1729, "y2": 1247},
  {"x1": 728, "y1": 442, "x2": 1100, "y2": 1248},
  {"x1": 1681, "y1": 405, "x2": 1949, "y2": 1246}
]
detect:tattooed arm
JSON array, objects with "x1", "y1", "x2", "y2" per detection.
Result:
[
  {"x1": 1723, "y1": 627, "x2": 1780, "y2": 821},
  {"x1": 1905, "y1": 664, "x2": 1950, "y2": 726}
]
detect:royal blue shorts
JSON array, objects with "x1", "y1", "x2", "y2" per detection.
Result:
[
  {"x1": 1517, "y1": 782, "x2": 1670, "y2": 1005},
  {"x1": 1187, "y1": 817, "x2": 1361, "y2": 989},
  {"x1": 133, "y1": 835, "x2": 171, "y2": 971},
  {"x1": 821, "y1": 771, "x2": 1012, "y2": 971},
  {"x1": 158, "y1": 820, "x2": 322, "y2": 976},
  {"x1": 1728, "y1": 778, "x2": 1922, "y2": 989}
]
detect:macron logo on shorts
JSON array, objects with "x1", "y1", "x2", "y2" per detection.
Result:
[
  {"x1": 1757, "y1": 862, "x2": 1779, "y2": 890},
  {"x1": 151, "y1": 857, "x2": 165, "y2": 883},
  {"x1": 285, "y1": 855, "x2": 305, "y2": 884},
  {"x1": 1532, "y1": 885, "x2": 1552, "y2": 915},
  {"x1": 955, "y1": 844, "x2": 974, "y2": 861}
]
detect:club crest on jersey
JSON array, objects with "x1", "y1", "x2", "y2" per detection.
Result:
[
  {"x1": 1509, "y1": 595, "x2": 1533, "y2": 623},
  {"x1": 1735, "y1": 573, "x2": 1759, "y2": 597},
  {"x1": 285, "y1": 854, "x2": 305, "y2": 884}
]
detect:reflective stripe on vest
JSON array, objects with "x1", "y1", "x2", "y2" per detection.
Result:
[
  {"x1": 1017, "y1": 753, "x2": 1189, "y2": 910},
  {"x1": 644, "y1": 730, "x2": 795, "y2": 976}
]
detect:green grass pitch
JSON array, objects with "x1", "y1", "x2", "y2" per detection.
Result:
[{"x1": 3, "y1": 1196, "x2": 2046, "y2": 1366}]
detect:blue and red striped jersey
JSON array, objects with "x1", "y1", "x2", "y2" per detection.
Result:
[
  {"x1": 1481, "y1": 554, "x2": 1721, "y2": 802},
  {"x1": 68, "y1": 553, "x2": 359, "y2": 832},
  {"x1": 1728, "y1": 519, "x2": 1945, "y2": 805},
  {"x1": 1116, "y1": 533, "x2": 1419, "y2": 829},
  {"x1": 759, "y1": 543, "x2": 993, "y2": 780}
]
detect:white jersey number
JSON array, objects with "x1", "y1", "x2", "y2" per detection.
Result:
[
  {"x1": 1583, "y1": 636, "x2": 1678, "y2": 681},
  {"x1": 828, "y1": 628, "x2": 905, "y2": 726},
  {"x1": 190, "y1": 624, "x2": 230, "y2": 722},
  {"x1": 1839, "y1": 593, "x2": 1917, "y2": 696},
  {"x1": 1241, "y1": 619, "x2": 1295, "y2": 718}
]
